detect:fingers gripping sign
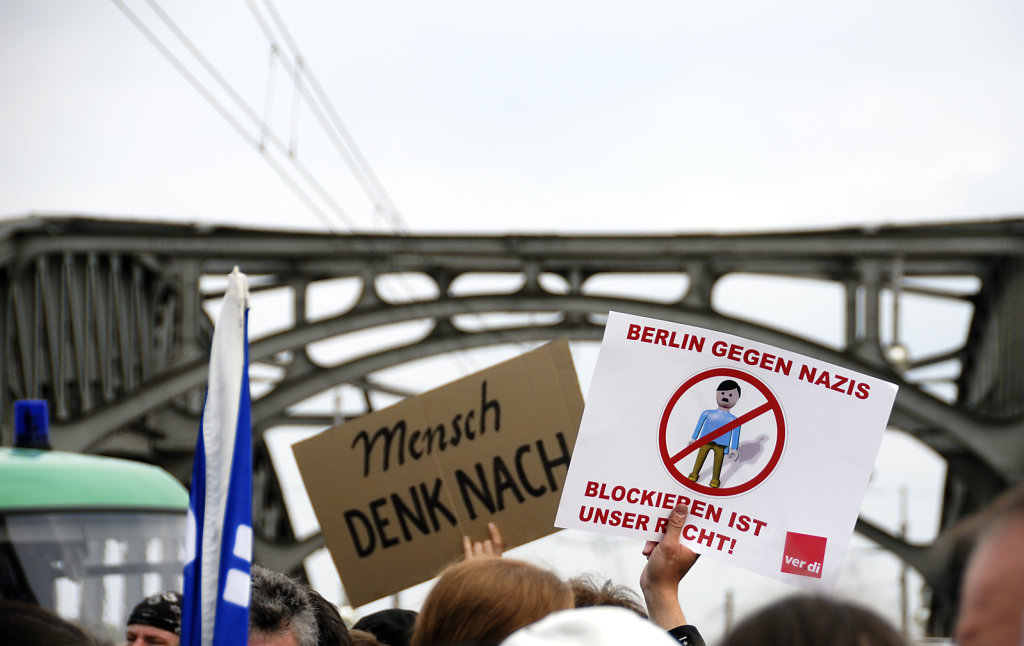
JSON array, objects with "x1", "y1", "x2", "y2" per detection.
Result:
[
  {"x1": 640, "y1": 504, "x2": 700, "y2": 630},
  {"x1": 642, "y1": 504, "x2": 699, "y2": 584}
]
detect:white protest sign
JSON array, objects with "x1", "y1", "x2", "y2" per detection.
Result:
[{"x1": 555, "y1": 312, "x2": 898, "y2": 589}]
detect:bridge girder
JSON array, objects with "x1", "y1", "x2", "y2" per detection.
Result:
[{"x1": 3, "y1": 215, "x2": 1023, "y2": 632}]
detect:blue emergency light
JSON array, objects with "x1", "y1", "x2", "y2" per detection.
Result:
[{"x1": 13, "y1": 399, "x2": 51, "y2": 450}]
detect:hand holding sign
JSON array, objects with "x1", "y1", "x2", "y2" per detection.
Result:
[{"x1": 640, "y1": 503, "x2": 699, "y2": 630}]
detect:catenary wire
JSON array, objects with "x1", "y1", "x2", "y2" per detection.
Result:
[
  {"x1": 251, "y1": 0, "x2": 407, "y2": 231},
  {"x1": 137, "y1": 0, "x2": 356, "y2": 230},
  {"x1": 111, "y1": 0, "x2": 353, "y2": 231},
  {"x1": 257, "y1": 0, "x2": 535, "y2": 365},
  {"x1": 242, "y1": 0, "x2": 506, "y2": 378}
]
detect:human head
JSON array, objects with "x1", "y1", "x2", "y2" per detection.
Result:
[
  {"x1": 303, "y1": 585, "x2": 352, "y2": 646},
  {"x1": 306, "y1": 586, "x2": 353, "y2": 646},
  {"x1": 567, "y1": 574, "x2": 647, "y2": 618},
  {"x1": 353, "y1": 609, "x2": 418, "y2": 646},
  {"x1": 720, "y1": 594, "x2": 904, "y2": 646},
  {"x1": 125, "y1": 590, "x2": 182, "y2": 646},
  {"x1": 411, "y1": 558, "x2": 574, "y2": 646},
  {"x1": 249, "y1": 565, "x2": 318, "y2": 646},
  {"x1": 0, "y1": 601, "x2": 101, "y2": 646},
  {"x1": 716, "y1": 380, "x2": 741, "y2": 409},
  {"x1": 954, "y1": 486, "x2": 1024, "y2": 646}
]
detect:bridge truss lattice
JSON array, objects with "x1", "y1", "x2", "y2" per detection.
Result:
[{"x1": 3, "y1": 216, "x2": 1023, "y2": 634}]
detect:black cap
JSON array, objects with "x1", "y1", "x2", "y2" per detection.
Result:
[{"x1": 127, "y1": 591, "x2": 183, "y2": 635}]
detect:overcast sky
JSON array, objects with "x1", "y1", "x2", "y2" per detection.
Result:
[
  {"x1": 2, "y1": 1, "x2": 1022, "y2": 233},
  {"x1": 2, "y1": 1, "x2": 1020, "y2": 640}
]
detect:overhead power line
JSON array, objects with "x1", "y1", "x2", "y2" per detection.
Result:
[
  {"x1": 242, "y1": 0, "x2": 508, "y2": 374},
  {"x1": 109, "y1": 0, "x2": 355, "y2": 232},
  {"x1": 245, "y1": 0, "x2": 411, "y2": 234},
  {"x1": 113, "y1": 0, "x2": 525, "y2": 374}
]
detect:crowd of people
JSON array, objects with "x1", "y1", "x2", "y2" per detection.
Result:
[{"x1": 1, "y1": 482, "x2": 1021, "y2": 646}]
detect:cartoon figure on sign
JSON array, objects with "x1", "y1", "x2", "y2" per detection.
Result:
[{"x1": 687, "y1": 379, "x2": 743, "y2": 488}]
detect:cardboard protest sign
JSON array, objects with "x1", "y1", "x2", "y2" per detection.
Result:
[
  {"x1": 293, "y1": 339, "x2": 583, "y2": 606},
  {"x1": 555, "y1": 312, "x2": 898, "y2": 590}
]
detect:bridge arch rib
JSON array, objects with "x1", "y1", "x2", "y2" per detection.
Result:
[{"x1": 2, "y1": 215, "x2": 1023, "y2": 633}]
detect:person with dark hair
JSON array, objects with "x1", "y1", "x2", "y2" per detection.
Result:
[
  {"x1": 124, "y1": 590, "x2": 182, "y2": 646},
  {"x1": 568, "y1": 573, "x2": 648, "y2": 618},
  {"x1": 352, "y1": 609, "x2": 418, "y2": 646},
  {"x1": 306, "y1": 585, "x2": 353, "y2": 646},
  {"x1": 0, "y1": 600, "x2": 102, "y2": 646},
  {"x1": 687, "y1": 379, "x2": 743, "y2": 488},
  {"x1": 954, "y1": 482, "x2": 1024, "y2": 646},
  {"x1": 410, "y1": 557, "x2": 574, "y2": 646},
  {"x1": 719, "y1": 595, "x2": 905, "y2": 646},
  {"x1": 249, "y1": 564, "x2": 318, "y2": 646}
]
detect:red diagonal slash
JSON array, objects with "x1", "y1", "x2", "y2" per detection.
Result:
[{"x1": 668, "y1": 401, "x2": 774, "y2": 464}]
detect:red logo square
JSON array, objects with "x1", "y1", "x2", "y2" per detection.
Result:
[{"x1": 781, "y1": 531, "x2": 827, "y2": 578}]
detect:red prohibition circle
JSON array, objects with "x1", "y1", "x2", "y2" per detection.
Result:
[{"x1": 659, "y1": 367, "x2": 785, "y2": 496}]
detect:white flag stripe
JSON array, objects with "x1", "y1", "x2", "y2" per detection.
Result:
[
  {"x1": 198, "y1": 269, "x2": 250, "y2": 646},
  {"x1": 233, "y1": 525, "x2": 253, "y2": 560},
  {"x1": 185, "y1": 508, "x2": 197, "y2": 566},
  {"x1": 223, "y1": 569, "x2": 251, "y2": 608}
]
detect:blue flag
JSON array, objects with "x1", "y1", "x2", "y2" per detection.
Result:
[{"x1": 182, "y1": 268, "x2": 253, "y2": 646}]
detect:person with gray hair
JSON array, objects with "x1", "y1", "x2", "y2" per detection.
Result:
[{"x1": 249, "y1": 564, "x2": 319, "y2": 646}]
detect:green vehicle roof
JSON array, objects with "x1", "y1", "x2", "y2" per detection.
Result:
[{"x1": 0, "y1": 447, "x2": 188, "y2": 512}]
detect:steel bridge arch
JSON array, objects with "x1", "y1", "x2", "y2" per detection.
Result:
[
  {"x1": 51, "y1": 290, "x2": 1016, "y2": 478},
  {"x1": 4, "y1": 215, "x2": 1024, "y2": 635}
]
